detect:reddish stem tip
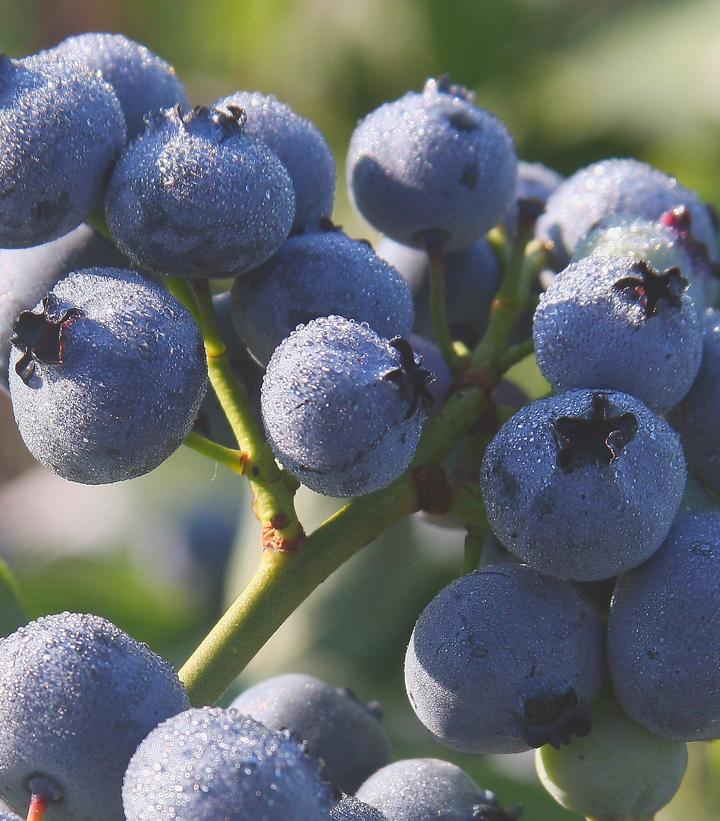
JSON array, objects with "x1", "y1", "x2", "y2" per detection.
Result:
[{"x1": 27, "y1": 794, "x2": 50, "y2": 821}]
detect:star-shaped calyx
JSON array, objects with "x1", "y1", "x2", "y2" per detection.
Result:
[
  {"x1": 549, "y1": 392, "x2": 638, "y2": 473},
  {"x1": 612, "y1": 258, "x2": 687, "y2": 317},
  {"x1": 11, "y1": 293, "x2": 83, "y2": 384},
  {"x1": 660, "y1": 204, "x2": 720, "y2": 283},
  {"x1": 521, "y1": 687, "x2": 592, "y2": 749},
  {"x1": 383, "y1": 336, "x2": 434, "y2": 420}
]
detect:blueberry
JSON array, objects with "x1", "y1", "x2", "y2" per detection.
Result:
[
  {"x1": 608, "y1": 512, "x2": 720, "y2": 740},
  {"x1": 480, "y1": 390, "x2": 687, "y2": 580},
  {"x1": 404, "y1": 564, "x2": 605, "y2": 753},
  {"x1": 230, "y1": 227, "x2": 414, "y2": 365},
  {"x1": 536, "y1": 700, "x2": 687, "y2": 819},
  {"x1": 533, "y1": 255, "x2": 702, "y2": 412},
  {"x1": 669, "y1": 310, "x2": 720, "y2": 492},
  {"x1": 261, "y1": 316, "x2": 432, "y2": 497},
  {"x1": 229, "y1": 673, "x2": 393, "y2": 794},
  {"x1": 504, "y1": 160, "x2": 563, "y2": 234},
  {"x1": 39, "y1": 32, "x2": 190, "y2": 140},
  {"x1": 571, "y1": 215, "x2": 705, "y2": 309},
  {"x1": 408, "y1": 334, "x2": 452, "y2": 407},
  {"x1": 0, "y1": 224, "x2": 127, "y2": 392},
  {"x1": 122, "y1": 707, "x2": 335, "y2": 820},
  {"x1": 348, "y1": 77, "x2": 517, "y2": 252},
  {"x1": 9, "y1": 267, "x2": 207, "y2": 484},
  {"x1": 0, "y1": 54, "x2": 125, "y2": 247},
  {"x1": 0, "y1": 612, "x2": 189, "y2": 820},
  {"x1": 376, "y1": 237, "x2": 501, "y2": 348},
  {"x1": 105, "y1": 105, "x2": 295, "y2": 278},
  {"x1": 535, "y1": 158, "x2": 719, "y2": 267},
  {"x1": 356, "y1": 758, "x2": 522, "y2": 821},
  {"x1": 215, "y1": 91, "x2": 335, "y2": 232},
  {"x1": 331, "y1": 797, "x2": 388, "y2": 821}
]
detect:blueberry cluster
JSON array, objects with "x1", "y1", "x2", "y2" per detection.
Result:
[{"x1": 2, "y1": 26, "x2": 719, "y2": 821}]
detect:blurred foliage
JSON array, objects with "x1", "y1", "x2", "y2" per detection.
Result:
[{"x1": 1, "y1": 0, "x2": 720, "y2": 818}]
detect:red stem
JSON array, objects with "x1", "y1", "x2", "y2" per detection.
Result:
[{"x1": 27, "y1": 794, "x2": 49, "y2": 821}]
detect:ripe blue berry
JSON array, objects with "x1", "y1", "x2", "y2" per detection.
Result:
[
  {"x1": 331, "y1": 797, "x2": 388, "y2": 820},
  {"x1": 261, "y1": 317, "x2": 432, "y2": 497},
  {"x1": 0, "y1": 224, "x2": 126, "y2": 392},
  {"x1": 408, "y1": 334, "x2": 451, "y2": 407},
  {"x1": 122, "y1": 707, "x2": 335, "y2": 821},
  {"x1": 230, "y1": 227, "x2": 414, "y2": 366},
  {"x1": 229, "y1": 673, "x2": 393, "y2": 794},
  {"x1": 0, "y1": 54, "x2": 125, "y2": 247},
  {"x1": 404, "y1": 565, "x2": 605, "y2": 753},
  {"x1": 356, "y1": 758, "x2": 521, "y2": 821},
  {"x1": 480, "y1": 390, "x2": 687, "y2": 580},
  {"x1": 504, "y1": 160, "x2": 563, "y2": 234},
  {"x1": 40, "y1": 32, "x2": 190, "y2": 140},
  {"x1": 608, "y1": 512, "x2": 720, "y2": 740},
  {"x1": 105, "y1": 105, "x2": 295, "y2": 278},
  {"x1": 668, "y1": 310, "x2": 720, "y2": 492},
  {"x1": 216, "y1": 91, "x2": 335, "y2": 232},
  {"x1": 0, "y1": 612, "x2": 189, "y2": 820},
  {"x1": 376, "y1": 237, "x2": 501, "y2": 348},
  {"x1": 533, "y1": 255, "x2": 702, "y2": 413},
  {"x1": 9, "y1": 267, "x2": 207, "y2": 485},
  {"x1": 536, "y1": 158, "x2": 719, "y2": 267},
  {"x1": 348, "y1": 77, "x2": 517, "y2": 252},
  {"x1": 536, "y1": 700, "x2": 688, "y2": 819}
]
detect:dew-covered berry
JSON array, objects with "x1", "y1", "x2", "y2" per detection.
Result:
[
  {"x1": 9, "y1": 267, "x2": 207, "y2": 484},
  {"x1": 0, "y1": 612, "x2": 189, "y2": 820},
  {"x1": 229, "y1": 673, "x2": 393, "y2": 794},
  {"x1": 504, "y1": 160, "x2": 563, "y2": 234},
  {"x1": 376, "y1": 237, "x2": 501, "y2": 348},
  {"x1": 536, "y1": 700, "x2": 687, "y2": 819},
  {"x1": 534, "y1": 255, "x2": 702, "y2": 412},
  {"x1": 356, "y1": 758, "x2": 521, "y2": 821},
  {"x1": 230, "y1": 227, "x2": 414, "y2": 365},
  {"x1": 40, "y1": 32, "x2": 190, "y2": 140},
  {"x1": 261, "y1": 316, "x2": 432, "y2": 497},
  {"x1": 669, "y1": 310, "x2": 720, "y2": 492},
  {"x1": 536, "y1": 158, "x2": 719, "y2": 267},
  {"x1": 405, "y1": 565, "x2": 605, "y2": 753},
  {"x1": 0, "y1": 224, "x2": 127, "y2": 392},
  {"x1": 348, "y1": 77, "x2": 517, "y2": 252},
  {"x1": 122, "y1": 707, "x2": 336, "y2": 821},
  {"x1": 480, "y1": 390, "x2": 686, "y2": 580},
  {"x1": 608, "y1": 512, "x2": 720, "y2": 740},
  {"x1": 216, "y1": 91, "x2": 335, "y2": 232},
  {"x1": 408, "y1": 334, "x2": 451, "y2": 407},
  {"x1": 331, "y1": 796, "x2": 388, "y2": 821},
  {"x1": 0, "y1": 54, "x2": 125, "y2": 247},
  {"x1": 105, "y1": 105, "x2": 295, "y2": 278}
]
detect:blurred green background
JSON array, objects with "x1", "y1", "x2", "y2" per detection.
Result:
[{"x1": 1, "y1": 0, "x2": 720, "y2": 818}]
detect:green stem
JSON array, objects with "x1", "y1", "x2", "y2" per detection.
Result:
[
  {"x1": 587, "y1": 816, "x2": 655, "y2": 821},
  {"x1": 184, "y1": 432, "x2": 247, "y2": 473},
  {"x1": 0, "y1": 557, "x2": 27, "y2": 637},
  {"x1": 498, "y1": 336, "x2": 535, "y2": 372},
  {"x1": 425, "y1": 235, "x2": 466, "y2": 376},
  {"x1": 461, "y1": 527, "x2": 486, "y2": 575}
]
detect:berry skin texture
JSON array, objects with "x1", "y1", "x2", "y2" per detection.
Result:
[
  {"x1": 356, "y1": 758, "x2": 521, "y2": 821},
  {"x1": 216, "y1": 90, "x2": 335, "y2": 232},
  {"x1": 230, "y1": 228, "x2": 414, "y2": 366},
  {"x1": 404, "y1": 565, "x2": 605, "y2": 754},
  {"x1": 0, "y1": 54, "x2": 126, "y2": 247},
  {"x1": 9, "y1": 267, "x2": 207, "y2": 485},
  {"x1": 0, "y1": 612, "x2": 189, "y2": 821},
  {"x1": 533, "y1": 254, "x2": 702, "y2": 413},
  {"x1": 536, "y1": 700, "x2": 688, "y2": 819},
  {"x1": 347, "y1": 77, "x2": 517, "y2": 252},
  {"x1": 376, "y1": 237, "x2": 501, "y2": 348},
  {"x1": 105, "y1": 105, "x2": 295, "y2": 278},
  {"x1": 261, "y1": 316, "x2": 432, "y2": 497},
  {"x1": 535, "y1": 158, "x2": 719, "y2": 267},
  {"x1": 480, "y1": 390, "x2": 687, "y2": 581},
  {"x1": 330, "y1": 797, "x2": 388, "y2": 821},
  {"x1": 229, "y1": 673, "x2": 393, "y2": 795},
  {"x1": 0, "y1": 224, "x2": 127, "y2": 392},
  {"x1": 40, "y1": 32, "x2": 190, "y2": 140},
  {"x1": 122, "y1": 707, "x2": 336, "y2": 821},
  {"x1": 608, "y1": 512, "x2": 720, "y2": 741},
  {"x1": 668, "y1": 309, "x2": 720, "y2": 493}
]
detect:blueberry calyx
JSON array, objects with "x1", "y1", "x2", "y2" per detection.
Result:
[
  {"x1": 183, "y1": 103, "x2": 247, "y2": 140},
  {"x1": 11, "y1": 293, "x2": 84, "y2": 384},
  {"x1": 660, "y1": 204, "x2": 720, "y2": 282},
  {"x1": 425, "y1": 75, "x2": 475, "y2": 104},
  {"x1": 549, "y1": 392, "x2": 638, "y2": 473},
  {"x1": 613, "y1": 259, "x2": 687, "y2": 317},
  {"x1": 27, "y1": 773, "x2": 64, "y2": 802},
  {"x1": 521, "y1": 687, "x2": 592, "y2": 749},
  {"x1": 384, "y1": 336, "x2": 434, "y2": 419},
  {"x1": 471, "y1": 801, "x2": 524, "y2": 821}
]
